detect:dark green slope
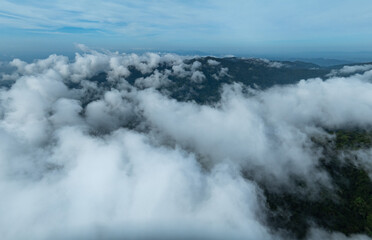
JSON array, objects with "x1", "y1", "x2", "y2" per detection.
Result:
[
  {"x1": 170, "y1": 57, "x2": 330, "y2": 103},
  {"x1": 261, "y1": 130, "x2": 372, "y2": 239},
  {"x1": 104, "y1": 57, "x2": 331, "y2": 104}
]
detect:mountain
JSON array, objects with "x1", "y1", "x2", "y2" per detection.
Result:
[
  {"x1": 83, "y1": 57, "x2": 333, "y2": 104},
  {"x1": 285, "y1": 58, "x2": 355, "y2": 67}
]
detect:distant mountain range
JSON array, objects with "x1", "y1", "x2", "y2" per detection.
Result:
[
  {"x1": 283, "y1": 58, "x2": 355, "y2": 67},
  {"x1": 81, "y1": 56, "x2": 372, "y2": 104}
]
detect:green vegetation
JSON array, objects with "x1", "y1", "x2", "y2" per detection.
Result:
[
  {"x1": 334, "y1": 129, "x2": 372, "y2": 150},
  {"x1": 81, "y1": 57, "x2": 332, "y2": 105},
  {"x1": 168, "y1": 57, "x2": 330, "y2": 104},
  {"x1": 262, "y1": 130, "x2": 372, "y2": 239}
]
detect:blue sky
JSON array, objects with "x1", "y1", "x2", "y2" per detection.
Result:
[{"x1": 1, "y1": 0, "x2": 372, "y2": 60}]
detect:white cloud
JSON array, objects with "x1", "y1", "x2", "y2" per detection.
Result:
[
  {"x1": 207, "y1": 59, "x2": 220, "y2": 66},
  {"x1": 213, "y1": 67, "x2": 229, "y2": 80},
  {"x1": 0, "y1": 51, "x2": 372, "y2": 239},
  {"x1": 268, "y1": 61, "x2": 285, "y2": 68},
  {"x1": 191, "y1": 70, "x2": 206, "y2": 83},
  {"x1": 328, "y1": 64, "x2": 372, "y2": 76},
  {"x1": 307, "y1": 228, "x2": 371, "y2": 240},
  {"x1": 135, "y1": 69, "x2": 171, "y2": 89}
]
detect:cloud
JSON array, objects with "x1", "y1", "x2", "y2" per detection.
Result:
[
  {"x1": 328, "y1": 64, "x2": 372, "y2": 77},
  {"x1": 3, "y1": 0, "x2": 372, "y2": 55},
  {"x1": 339, "y1": 65, "x2": 372, "y2": 74},
  {"x1": 0, "y1": 0, "x2": 222, "y2": 38},
  {"x1": 248, "y1": 58, "x2": 286, "y2": 68},
  {"x1": 307, "y1": 228, "x2": 371, "y2": 240},
  {"x1": 212, "y1": 67, "x2": 229, "y2": 80},
  {"x1": 135, "y1": 69, "x2": 171, "y2": 88},
  {"x1": 207, "y1": 59, "x2": 220, "y2": 66},
  {"x1": 190, "y1": 71, "x2": 206, "y2": 83},
  {"x1": 75, "y1": 43, "x2": 90, "y2": 52},
  {"x1": 268, "y1": 61, "x2": 285, "y2": 68},
  {"x1": 1, "y1": 50, "x2": 372, "y2": 239}
]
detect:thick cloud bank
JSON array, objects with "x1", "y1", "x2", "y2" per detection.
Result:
[{"x1": 1, "y1": 50, "x2": 372, "y2": 239}]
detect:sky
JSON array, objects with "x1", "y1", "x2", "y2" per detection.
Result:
[{"x1": 1, "y1": 0, "x2": 372, "y2": 60}]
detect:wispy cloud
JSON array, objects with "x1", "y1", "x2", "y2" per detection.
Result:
[
  {"x1": 0, "y1": 0, "x2": 221, "y2": 37},
  {"x1": 1, "y1": 0, "x2": 372, "y2": 56}
]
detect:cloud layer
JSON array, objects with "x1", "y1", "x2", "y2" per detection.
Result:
[{"x1": 1, "y1": 50, "x2": 372, "y2": 239}]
